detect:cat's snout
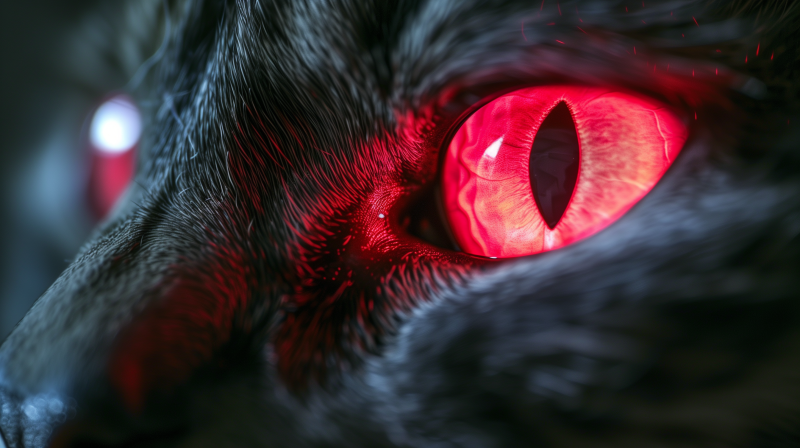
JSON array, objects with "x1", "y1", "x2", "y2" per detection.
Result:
[{"x1": 0, "y1": 386, "x2": 72, "y2": 448}]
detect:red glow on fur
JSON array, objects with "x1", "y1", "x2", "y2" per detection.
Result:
[
  {"x1": 442, "y1": 86, "x2": 688, "y2": 258},
  {"x1": 272, "y1": 180, "x2": 476, "y2": 388},
  {"x1": 109, "y1": 249, "x2": 257, "y2": 412}
]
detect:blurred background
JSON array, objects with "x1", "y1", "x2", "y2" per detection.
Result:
[{"x1": 0, "y1": 0, "x2": 131, "y2": 339}]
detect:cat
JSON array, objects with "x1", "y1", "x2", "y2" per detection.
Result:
[{"x1": 1, "y1": 0, "x2": 799, "y2": 446}]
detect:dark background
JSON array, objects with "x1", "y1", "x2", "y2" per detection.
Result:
[{"x1": 0, "y1": 1, "x2": 100, "y2": 339}]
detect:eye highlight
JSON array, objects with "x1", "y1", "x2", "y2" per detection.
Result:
[
  {"x1": 87, "y1": 94, "x2": 140, "y2": 220},
  {"x1": 441, "y1": 86, "x2": 688, "y2": 258}
]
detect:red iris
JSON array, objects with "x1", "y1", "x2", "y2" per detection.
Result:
[{"x1": 442, "y1": 86, "x2": 688, "y2": 258}]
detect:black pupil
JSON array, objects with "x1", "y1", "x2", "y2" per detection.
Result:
[{"x1": 529, "y1": 101, "x2": 580, "y2": 229}]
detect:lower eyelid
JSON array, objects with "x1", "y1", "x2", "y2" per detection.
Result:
[{"x1": 441, "y1": 85, "x2": 688, "y2": 258}]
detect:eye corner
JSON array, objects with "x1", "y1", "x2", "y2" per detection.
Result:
[{"x1": 395, "y1": 182, "x2": 460, "y2": 253}]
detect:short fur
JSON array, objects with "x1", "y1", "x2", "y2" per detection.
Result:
[{"x1": 1, "y1": 0, "x2": 800, "y2": 446}]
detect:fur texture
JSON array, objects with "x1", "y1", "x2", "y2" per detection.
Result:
[{"x1": 1, "y1": 0, "x2": 800, "y2": 446}]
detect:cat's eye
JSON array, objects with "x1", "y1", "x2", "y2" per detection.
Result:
[
  {"x1": 441, "y1": 86, "x2": 688, "y2": 258},
  {"x1": 86, "y1": 94, "x2": 140, "y2": 219}
]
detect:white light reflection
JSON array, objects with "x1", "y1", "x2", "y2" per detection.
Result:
[
  {"x1": 89, "y1": 95, "x2": 141, "y2": 154},
  {"x1": 482, "y1": 136, "x2": 503, "y2": 159}
]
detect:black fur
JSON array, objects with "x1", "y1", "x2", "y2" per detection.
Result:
[{"x1": 1, "y1": 0, "x2": 800, "y2": 446}]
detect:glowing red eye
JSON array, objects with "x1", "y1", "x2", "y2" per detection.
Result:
[
  {"x1": 87, "y1": 95, "x2": 141, "y2": 220},
  {"x1": 442, "y1": 86, "x2": 688, "y2": 258}
]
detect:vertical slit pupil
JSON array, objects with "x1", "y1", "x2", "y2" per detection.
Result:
[{"x1": 529, "y1": 101, "x2": 580, "y2": 229}]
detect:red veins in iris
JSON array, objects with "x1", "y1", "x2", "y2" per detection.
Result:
[{"x1": 442, "y1": 86, "x2": 688, "y2": 258}]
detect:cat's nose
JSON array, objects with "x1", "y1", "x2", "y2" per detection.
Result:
[
  {"x1": 0, "y1": 386, "x2": 19, "y2": 448},
  {"x1": 0, "y1": 385, "x2": 70, "y2": 448}
]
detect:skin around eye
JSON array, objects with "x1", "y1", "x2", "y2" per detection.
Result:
[{"x1": 441, "y1": 86, "x2": 688, "y2": 258}]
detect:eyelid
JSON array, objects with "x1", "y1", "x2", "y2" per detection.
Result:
[
  {"x1": 433, "y1": 80, "x2": 699, "y2": 189},
  {"x1": 440, "y1": 85, "x2": 688, "y2": 258}
]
